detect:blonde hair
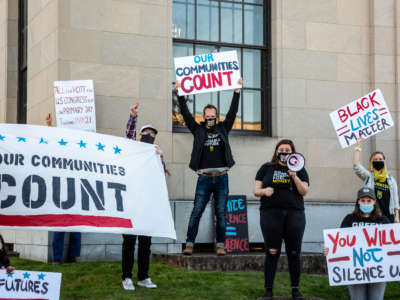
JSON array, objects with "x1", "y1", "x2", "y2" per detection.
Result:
[{"x1": 368, "y1": 151, "x2": 385, "y2": 171}]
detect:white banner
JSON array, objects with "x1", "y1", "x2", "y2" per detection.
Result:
[
  {"x1": 0, "y1": 124, "x2": 176, "y2": 239},
  {"x1": 0, "y1": 269, "x2": 61, "y2": 300},
  {"x1": 323, "y1": 223, "x2": 400, "y2": 286},
  {"x1": 329, "y1": 89, "x2": 394, "y2": 148},
  {"x1": 174, "y1": 51, "x2": 241, "y2": 96},
  {"x1": 54, "y1": 80, "x2": 96, "y2": 132}
]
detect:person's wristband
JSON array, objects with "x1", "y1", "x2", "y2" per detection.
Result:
[{"x1": 355, "y1": 147, "x2": 362, "y2": 152}]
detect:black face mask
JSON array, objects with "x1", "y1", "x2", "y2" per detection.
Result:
[
  {"x1": 206, "y1": 118, "x2": 217, "y2": 127},
  {"x1": 372, "y1": 160, "x2": 385, "y2": 171},
  {"x1": 277, "y1": 152, "x2": 289, "y2": 163},
  {"x1": 141, "y1": 134, "x2": 155, "y2": 144}
]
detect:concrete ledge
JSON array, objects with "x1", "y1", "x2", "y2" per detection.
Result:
[{"x1": 153, "y1": 252, "x2": 328, "y2": 274}]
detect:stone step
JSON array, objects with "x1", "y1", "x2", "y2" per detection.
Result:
[{"x1": 153, "y1": 252, "x2": 327, "y2": 274}]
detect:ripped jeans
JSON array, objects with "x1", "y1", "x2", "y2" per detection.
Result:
[{"x1": 260, "y1": 209, "x2": 306, "y2": 289}]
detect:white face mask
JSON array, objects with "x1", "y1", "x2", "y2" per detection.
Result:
[{"x1": 277, "y1": 152, "x2": 289, "y2": 163}]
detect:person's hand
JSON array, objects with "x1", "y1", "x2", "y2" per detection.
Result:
[
  {"x1": 264, "y1": 187, "x2": 274, "y2": 197},
  {"x1": 130, "y1": 103, "x2": 139, "y2": 118},
  {"x1": 45, "y1": 113, "x2": 52, "y2": 126},
  {"x1": 175, "y1": 81, "x2": 181, "y2": 90},
  {"x1": 6, "y1": 266, "x2": 15, "y2": 274},
  {"x1": 394, "y1": 215, "x2": 400, "y2": 223},
  {"x1": 234, "y1": 78, "x2": 243, "y2": 93},
  {"x1": 357, "y1": 137, "x2": 363, "y2": 147},
  {"x1": 288, "y1": 170, "x2": 297, "y2": 179},
  {"x1": 155, "y1": 145, "x2": 163, "y2": 156},
  {"x1": 322, "y1": 245, "x2": 329, "y2": 256}
]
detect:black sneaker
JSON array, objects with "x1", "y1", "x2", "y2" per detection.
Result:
[
  {"x1": 66, "y1": 256, "x2": 77, "y2": 263},
  {"x1": 257, "y1": 290, "x2": 273, "y2": 300},
  {"x1": 292, "y1": 289, "x2": 305, "y2": 300}
]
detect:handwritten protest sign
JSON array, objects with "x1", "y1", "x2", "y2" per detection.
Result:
[
  {"x1": 214, "y1": 195, "x2": 249, "y2": 253},
  {"x1": 329, "y1": 89, "x2": 394, "y2": 148},
  {"x1": 0, "y1": 269, "x2": 61, "y2": 300},
  {"x1": 323, "y1": 223, "x2": 400, "y2": 286},
  {"x1": 174, "y1": 51, "x2": 241, "y2": 96},
  {"x1": 54, "y1": 80, "x2": 96, "y2": 132},
  {"x1": 0, "y1": 124, "x2": 176, "y2": 239}
]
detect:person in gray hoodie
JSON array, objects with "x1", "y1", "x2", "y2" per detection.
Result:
[{"x1": 353, "y1": 138, "x2": 399, "y2": 223}]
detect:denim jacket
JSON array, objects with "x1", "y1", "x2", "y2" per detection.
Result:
[{"x1": 353, "y1": 164, "x2": 399, "y2": 214}]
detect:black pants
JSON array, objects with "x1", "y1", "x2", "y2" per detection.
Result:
[
  {"x1": 121, "y1": 235, "x2": 151, "y2": 281},
  {"x1": 260, "y1": 209, "x2": 306, "y2": 289}
]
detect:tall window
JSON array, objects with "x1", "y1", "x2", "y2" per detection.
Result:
[
  {"x1": 18, "y1": 0, "x2": 28, "y2": 124},
  {"x1": 172, "y1": 0, "x2": 271, "y2": 135}
]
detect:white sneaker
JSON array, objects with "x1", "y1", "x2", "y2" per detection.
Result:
[
  {"x1": 122, "y1": 278, "x2": 135, "y2": 290},
  {"x1": 137, "y1": 277, "x2": 157, "y2": 288}
]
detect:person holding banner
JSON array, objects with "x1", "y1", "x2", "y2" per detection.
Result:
[
  {"x1": 121, "y1": 103, "x2": 165, "y2": 291},
  {"x1": 45, "y1": 114, "x2": 82, "y2": 265},
  {"x1": 353, "y1": 138, "x2": 399, "y2": 223},
  {"x1": 175, "y1": 78, "x2": 242, "y2": 256},
  {"x1": 0, "y1": 235, "x2": 15, "y2": 274},
  {"x1": 323, "y1": 186, "x2": 390, "y2": 300},
  {"x1": 253, "y1": 139, "x2": 309, "y2": 300}
]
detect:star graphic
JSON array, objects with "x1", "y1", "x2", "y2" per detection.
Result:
[
  {"x1": 23, "y1": 272, "x2": 30, "y2": 279},
  {"x1": 7, "y1": 272, "x2": 13, "y2": 278},
  {"x1": 17, "y1": 137, "x2": 26, "y2": 142},
  {"x1": 96, "y1": 142, "x2": 105, "y2": 151},
  {"x1": 58, "y1": 139, "x2": 68, "y2": 146},
  {"x1": 0, "y1": 134, "x2": 5, "y2": 141},
  {"x1": 38, "y1": 273, "x2": 46, "y2": 280},
  {"x1": 77, "y1": 140, "x2": 87, "y2": 148},
  {"x1": 113, "y1": 146, "x2": 122, "y2": 154},
  {"x1": 39, "y1": 137, "x2": 48, "y2": 144}
]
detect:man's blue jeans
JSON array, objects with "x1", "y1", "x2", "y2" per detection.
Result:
[
  {"x1": 52, "y1": 232, "x2": 81, "y2": 261},
  {"x1": 186, "y1": 173, "x2": 229, "y2": 247}
]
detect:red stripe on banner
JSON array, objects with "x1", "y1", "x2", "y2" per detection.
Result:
[
  {"x1": 387, "y1": 251, "x2": 400, "y2": 256},
  {"x1": 0, "y1": 214, "x2": 132, "y2": 228},
  {"x1": 380, "y1": 112, "x2": 388, "y2": 116},
  {"x1": 336, "y1": 125, "x2": 347, "y2": 131},
  {"x1": 328, "y1": 256, "x2": 350, "y2": 262},
  {"x1": 378, "y1": 107, "x2": 386, "y2": 111},
  {"x1": 0, "y1": 299, "x2": 48, "y2": 300},
  {"x1": 338, "y1": 129, "x2": 350, "y2": 137}
]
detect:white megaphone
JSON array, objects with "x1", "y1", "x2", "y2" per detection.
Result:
[{"x1": 287, "y1": 153, "x2": 305, "y2": 172}]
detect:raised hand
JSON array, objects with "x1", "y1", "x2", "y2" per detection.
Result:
[
  {"x1": 130, "y1": 103, "x2": 139, "y2": 118},
  {"x1": 175, "y1": 81, "x2": 181, "y2": 90},
  {"x1": 45, "y1": 113, "x2": 52, "y2": 127},
  {"x1": 235, "y1": 77, "x2": 243, "y2": 93}
]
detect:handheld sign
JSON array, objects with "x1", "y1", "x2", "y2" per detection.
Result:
[
  {"x1": 54, "y1": 80, "x2": 96, "y2": 132},
  {"x1": 214, "y1": 195, "x2": 249, "y2": 253},
  {"x1": 287, "y1": 153, "x2": 305, "y2": 172},
  {"x1": 0, "y1": 269, "x2": 61, "y2": 300},
  {"x1": 174, "y1": 51, "x2": 241, "y2": 96},
  {"x1": 330, "y1": 89, "x2": 394, "y2": 148},
  {"x1": 323, "y1": 223, "x2": 400, "y2": 286}
]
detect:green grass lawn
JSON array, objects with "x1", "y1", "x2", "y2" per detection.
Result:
[{"x1": 9, "y1": 257, "x2": 400, "y2": 300}]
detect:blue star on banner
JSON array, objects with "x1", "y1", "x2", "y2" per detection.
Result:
[
  {"x1": 0, "y1": 134, "x2": 5, "y2": 141},
  {"x1": 23, "y1": 272, "x2": 30, "y2": 279},
  {"x1": 58, "y1": 139, "x2": 68, "y2": 146},
  {"x1": 17, "y1": 137, "x2": 26, "y2": 142},
  {"x1": 7, "y1": 273, "x2": 13, "y2": 278},
  {"x1": 113, "y1": 146, "x2": 122, "y2": 154},
  {"x1": 77, "y1": 140, "x2": 87, "y2": 148},
  {"x1": 39, "y1": 137, "x2": 48, "y2": 144},
  {"x1": 38, "y1": 273, "x2": 46, "y2": 280},
  {"x1": 96, "y1": 142, "x2": 105, "y2": 151}
]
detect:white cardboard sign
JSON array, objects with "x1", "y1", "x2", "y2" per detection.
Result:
[
  {"x1": 174, "y1": 51, "x2": 241, "y2": 96},
  {"x1": 54, "y1": 80, "x2": 96, "y2": 132},
  {"x1": 323, "y1": 223, "x2": 400, "y2": 286},
  {"x1": 329, "y1": 89, "x2": 394, "y2": 148}
]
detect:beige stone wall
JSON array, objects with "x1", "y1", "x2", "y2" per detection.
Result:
[{"x1": 0, "y1": 0, "x2": 7, "y2": 122}]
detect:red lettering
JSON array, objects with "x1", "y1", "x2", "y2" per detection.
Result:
[
  {"x1": 360, "y1": 97, "x2": 369, "y2": 109},
  {"x1": 369, "y1": 92, "x2": 380, "y2": 106},
  {"x1": 347, "y1": 235, "x2": 356, "y2": 247},
  {"x1": 390, "y1": 229, "x2": 400, "y2": 245},
  {"x1": 181, "y1": 77, "x2": 194, "y2": 93},
  {"x1": 328, "y1": 232, "x2": 340, "y2": 254},
  {"x1": 363, "y1": 227, "x2": 378, "y2": 247},
  {"x1": 380, "y1": 229, "x2": 392, "y2": 245},
  {"x1": 346, "y1": 105, "x2": 358, "y2": 118},
  {"x1": 338, "y1": 109, "x2": 348, "y2": 123},
  {"x1": 356, "y1": 101, "x2": 364, "y2": 113},
  {"x1": 222, "y1": 71, "x2": 233, "y2": 86},
  {"x1": 211, "y1": 72, "x2": 223, "y2": 88},
  {"x1": 193, "y1": 75, "x2": 202, "y2": 90}
]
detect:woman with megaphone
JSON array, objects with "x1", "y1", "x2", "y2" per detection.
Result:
[
  {"x1": 253, "y1": 139, "x2": 309, "y2": 300},
  {"x1": 353, "y1": 138, "x2": 399, "y2": 223}
]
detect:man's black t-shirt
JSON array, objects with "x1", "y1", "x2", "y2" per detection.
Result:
[
  {"x1": 374, "y1": 179, "x2": 391, "y2": 218},
  {"x1": 255, "y1": 163, "x2": 309, "y2": 210},
  {"x1": 198, "y1": 128, "x2": 227, "y2": 170},
  {"x1": 340, "y1": 214, "x2": 390, "y2": 228}
]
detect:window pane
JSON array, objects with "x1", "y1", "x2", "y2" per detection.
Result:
[
  {"x1": 244, "y1": 4, "x2": 263, "y2": 45},
  {"x1": 173, "y1": 94, "x2": 195, "y2": 127},
  {"x1": 197, "y1": 0, "x2": 219, "y2": 41},
  {"x1": 221, "y1": 2, "x2": 242, "y2": 44},
  {"x1": 173, "y1": 43, "x2": 193, "y2": 82},
  {"x1": 195, "y1": 44, "x2": 217, "y2": 56},
  {"x1": 195, "y1": 93, "x2": 218, "y2": 123},
  {"x1": 243, "y1": 90, "x2": 262, "y2": 130},
  {"x1": 244, "y1": 0, "x2": 264, "y2": 4},
  {"x1": 220, "y1": 90, "x2": 242, "y2": 130},
  {"x1": 173, "y1": 0, "x2": 195, "y2": 39},
  {"x1": 243, "y1": 49, "x2": 261, "y2": 88}
]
